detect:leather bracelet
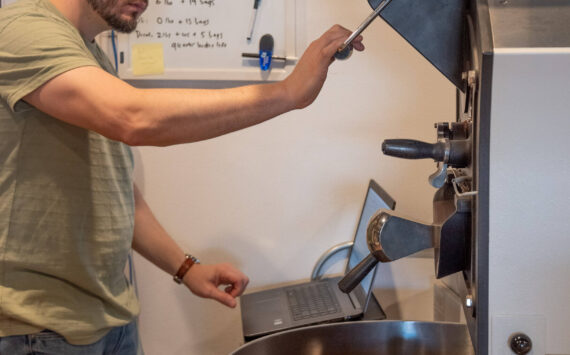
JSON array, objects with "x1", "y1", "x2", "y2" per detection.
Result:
[{"x1": 173, "y1": 254, "x2": 200, "y2": 284}]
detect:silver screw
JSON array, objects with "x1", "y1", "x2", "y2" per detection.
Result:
[{"x1": 509, "y1": 333, "x2": 533, "y2": 354}]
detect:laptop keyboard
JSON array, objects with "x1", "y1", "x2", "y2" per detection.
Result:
[{"x1": 285, "y1": 283, "x2": 341, "y2": 321}]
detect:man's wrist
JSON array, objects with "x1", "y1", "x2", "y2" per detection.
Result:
[
  {"x1": 277, "y1": 79, "x2": 297, "y2": 112},
  {"x1": 173, "y1": 254, "x2": 200, "y2": 284}
]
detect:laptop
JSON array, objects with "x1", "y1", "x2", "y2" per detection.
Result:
[{"x1": 240, "y1": 179, "x2": 395, "y2": 341}]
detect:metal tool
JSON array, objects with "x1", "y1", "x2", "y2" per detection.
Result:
[{"x1": 334, "y1": 0, "x2": 392, "y2": 60}]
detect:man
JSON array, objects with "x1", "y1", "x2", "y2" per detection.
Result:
[{"x1": 0, "y1": 0, "x2": 364, "y2": 353}]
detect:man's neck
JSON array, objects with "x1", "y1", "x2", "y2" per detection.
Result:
[{"x1": 49, "y1": 0, "x2": 110, "y2": 41}]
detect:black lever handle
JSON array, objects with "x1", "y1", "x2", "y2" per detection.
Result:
[
  {"x1": 382, "y1": 139, "x2": 470, "y2": 167},
  {"x1": 382, "y1": 139, "x2": 446, "y2": 161},
  {"x1": 338, "y1": 254, "x2": 378, "y2": 293}
]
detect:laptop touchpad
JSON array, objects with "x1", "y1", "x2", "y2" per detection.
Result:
[{"x1": 244, "y1": 297, "x2": 288, "y2": 330}]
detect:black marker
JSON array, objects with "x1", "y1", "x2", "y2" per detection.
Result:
[{"x1": 246, "y1": 0, "x2": 261, "y2": 41}]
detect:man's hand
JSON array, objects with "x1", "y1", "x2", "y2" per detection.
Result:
[
  {"x1": 283, "y1": 25, "x2": 365, "y2": 110},
  {"x1": 183, "y1": 263, "x2": 249, "y2": 308}
]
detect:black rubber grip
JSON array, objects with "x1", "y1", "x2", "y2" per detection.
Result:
[
  {"x1": 382, "y1": 139, "x2": 446, "y2": 161},
  {"x1": 338, "y1": 254, "x2": 379, "y2": 293},
  {"x1": 382, "y1": 139, "x2": 470, "y2": 167}
]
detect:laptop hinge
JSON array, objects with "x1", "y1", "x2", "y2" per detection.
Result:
[{"x1": 347, "y1": 290, "x2": 362, "y2": 310}]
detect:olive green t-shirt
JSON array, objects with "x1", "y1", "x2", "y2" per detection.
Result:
[{"x1": 0, "y1": 0, "x2": 139, "y2": 345}]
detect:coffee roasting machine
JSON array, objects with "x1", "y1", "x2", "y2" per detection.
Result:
[{"x1": 337, "y1": 0, "x2": 570, "y2": 354}]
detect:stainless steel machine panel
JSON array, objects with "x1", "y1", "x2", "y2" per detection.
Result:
[
  {"x1": 488, "y1": 0, "x2": 570, "y2": 48},
  {"x1": 340, "y1": 1, "x2": 570, "y2": 354}
]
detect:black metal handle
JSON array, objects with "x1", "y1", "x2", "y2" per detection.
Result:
[
  {"x1": 382, "y1": 139, "x2": 446, "y2": 161},
  {"x1": 338, "y1": 254, "x2": 378, "y2": 293},
  {"x1": 382, "y1": 139, "x2": 470, "y2": 167}
]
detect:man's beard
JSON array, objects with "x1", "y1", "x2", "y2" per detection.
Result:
[{"x1": 87, "y1": 0, "x2": 139, "y2": 33}]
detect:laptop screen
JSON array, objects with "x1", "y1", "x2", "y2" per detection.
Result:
[{"x1": 345, "y1": 180, "x2": 395, "y2": 303}]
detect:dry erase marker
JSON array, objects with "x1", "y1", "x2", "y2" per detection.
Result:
[{"x1": 246, "y1": 0, "x2": 261, "y2": 41}]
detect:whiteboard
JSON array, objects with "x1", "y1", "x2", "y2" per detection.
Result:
[
  {"x1": 107, "y1": 0, "x2": 299, "y2": 81},
  {"x1": 0, "y1": 0, "x2": 18, "y2": 6}
]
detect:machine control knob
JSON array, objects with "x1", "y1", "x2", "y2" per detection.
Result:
[
  {"x1": 435, "y1": 122, "x2": 451, "y2": 139},
  {"x1": 509, "y1": 333, "x2": 533, "y2": 355},
  {"x1": 428, "y1": 162, "x2": 448, "y2": 188}
]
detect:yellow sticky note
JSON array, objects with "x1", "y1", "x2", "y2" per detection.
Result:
[{"x1": 132, "y1": 43, "x2": 164, "y2": 76}]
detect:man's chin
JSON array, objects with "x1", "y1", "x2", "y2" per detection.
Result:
[
  {"x1": 109, "y1": 20, "x2": 138, "y2": 33},
  {"x1": 105, "y1": 13, "x2": 138, "y2": 33},
  {"x1": 113, "y1": 25, "x2": 137, "y2": 33}
]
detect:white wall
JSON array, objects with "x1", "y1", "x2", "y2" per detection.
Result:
[{"x1": 130, "y1": 0, "x2": 455, "y2": 354}]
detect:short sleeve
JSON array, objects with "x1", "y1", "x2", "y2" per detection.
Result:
[{"x1": 0, "y1": 15, "x2": 100, "y2": 112}]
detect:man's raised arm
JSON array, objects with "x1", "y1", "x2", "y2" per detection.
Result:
[{"x1": 23, "y1": 25, "x2": 364, "y2": 147}]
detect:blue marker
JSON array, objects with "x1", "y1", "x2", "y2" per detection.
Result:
[{"x1": 259, "y1": 34, "x2": 273, "y2": 71}]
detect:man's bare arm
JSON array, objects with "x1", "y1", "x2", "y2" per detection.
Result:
[
  {"x1": 131, "y1": 184, "x2": 249, "y2": 307},
  {"x1": 23, "y1": 26, "x2": 363, "y2": 147}
]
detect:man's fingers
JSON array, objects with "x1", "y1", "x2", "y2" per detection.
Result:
[
  {"x1": 322, "y1": 24, "x2": 353, "y2": 40},
  {"x1": 352, "y1": 36, "x2": 365, "y2": 51},
  {"x1": 227, "y1": 277, "x2": 249, "y2": 297},
  {"x1": 217, "y1": 266, "x2": 249, "y2": 297},
  {"x1": 321, "y1": 27, "x2": 365, "y2": 59},
  {"x1": 208, "y1": 286, "x2": 237, "y2": 308}
]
